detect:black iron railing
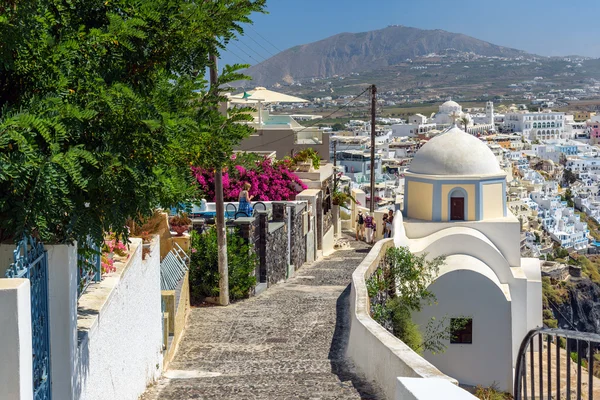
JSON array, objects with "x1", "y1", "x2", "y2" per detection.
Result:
[{"x1": 514, "y1": 327, "x2": 600, "y2": 400}]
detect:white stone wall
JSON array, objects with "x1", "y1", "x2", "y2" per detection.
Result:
[
  {"x1": 0, "y1": 279, "x2": 32, "y2": 400},
  {"x1": 74, "y1": 240, "x2": 163, "y2": 400},
  {"x1": 396, "y1": 377, "x2": 478, "y2": 400},
  {"x1": 412, "y1": 266, "x2": 514, "y2": 392}
]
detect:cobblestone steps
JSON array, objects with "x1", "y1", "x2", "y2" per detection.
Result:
[{"x1": 141, "y1": 236, "x2": 383, "y2": 400}]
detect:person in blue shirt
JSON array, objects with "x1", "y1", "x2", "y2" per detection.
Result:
[{"x1": 238, "y1": 182, "x2": 253, "y2": 216}]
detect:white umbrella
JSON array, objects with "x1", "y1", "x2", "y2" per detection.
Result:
[
  {"x1": 231, "y1": 87, "x2": 308, "y2": 103},
  {"x1": 230, "y1": 87, "x2": 308, "y2": 126}
]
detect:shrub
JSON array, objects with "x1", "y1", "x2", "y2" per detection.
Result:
[
  {"x1": 192, "y1": 156, "x2": 307, "y2": 202},
  {"x1": 367, "y1": 246, "x2": 458, "y2": 355},
  {"x1": 542, "y1": 277, "x2": 569, "y2": 306},
  {"x1": 543, "y1": 309, "x2": 554, "y2": 320},
  {"x1": 570, "y1": 352, "x2": 588, "y2": 368},
  {"x1": 189, "y1": 227, "x2": 257, "y2": 302},
  {"x1": 126, "y1": 210, "x2": 165, "y2": 237},
  {"x1": 291, "y1": 148, "x2": 321, "y2": 170},
  {"x1": 474, "y1": 383, "x2": 512, "y2": 400},
  {"x1": 388, "y1": 298, "x2": 423, "y2": 354},
  {"x1": 544, "y1": 318, "x2": 558, "y2": 328}
]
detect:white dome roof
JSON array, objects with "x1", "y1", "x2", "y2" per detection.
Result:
[
  {"x1": 441, "y1": 100, "x2": 460, "y2": 108},
  {"x1": 408, "y1": 126, "x2": 504, "y2": 176}
]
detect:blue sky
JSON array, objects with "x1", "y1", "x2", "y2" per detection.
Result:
[{"x1": 218, "y1": 0, "x2": 600, "y2": 69}]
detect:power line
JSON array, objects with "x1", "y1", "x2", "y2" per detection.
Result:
[
  {"x1": 244, "y1": 87, "x2": 371, "y2": 151},
  {"x1": 243, "y1": 31, "x2": 277, "y2": 58},
  {"x1": 229, "y1": 41, "x2": 262, "y2": 64},
  {"x1": 225, "y1": 46, "x2": 250, "y2": 65},
  {"x1": 247, "y1": 25, "x2": 283, "y2": 53},
  {"x1": 235, "y1": 39, "x2": 269, "y2": 62},
  {"x1": 548, "y1": 298, "x2": 578, "y2": 331}
]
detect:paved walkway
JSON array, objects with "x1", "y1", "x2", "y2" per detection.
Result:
[{"x1": 141, "y1": 236, "x2": 383, "y2": 400}]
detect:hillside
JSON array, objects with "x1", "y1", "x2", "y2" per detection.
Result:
[{"x1": 243, "y1": 25, "x2": 531, "y2": 87}]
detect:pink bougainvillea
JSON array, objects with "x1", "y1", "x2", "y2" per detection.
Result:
[{"x1": 192, "y1": 157, "x2": 307, "y2": 202}]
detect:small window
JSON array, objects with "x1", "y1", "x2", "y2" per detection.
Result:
[{"x1": 450, "y1": 318, "x2": 473, "y2": 344}]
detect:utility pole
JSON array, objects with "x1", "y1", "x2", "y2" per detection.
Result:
[
  {"x1": 209, "y1": 53, "x2": 229, "y2": 306},
  {"x1": 332, "y1": 139, "x2": 337, "y2": 189},
  {"x1": 370, "y1": 84, "x2": 377, "y2": 213}
]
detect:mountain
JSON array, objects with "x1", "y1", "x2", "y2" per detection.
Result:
[{"x1": 242, "y1": 25, "x2": 532, "y2": 87}]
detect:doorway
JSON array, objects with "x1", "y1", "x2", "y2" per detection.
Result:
[{"x1": 451, "y1": 197, "x2": 465, "y2": 221}]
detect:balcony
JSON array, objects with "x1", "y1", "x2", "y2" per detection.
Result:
[
  {"x1": 295, "y1": 128, "x2": 323, "y2": 145},
  {"x1": 246, "y1": 111, "x2": 324, "y2": 145}
]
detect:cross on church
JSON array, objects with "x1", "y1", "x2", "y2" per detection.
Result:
[{"x1": 449, "y1": 112, "x2": 460, "y2": 126}]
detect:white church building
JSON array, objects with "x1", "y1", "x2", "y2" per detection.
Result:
[
  {"x1": 394, "y1": 125, "x2": 542, "y2": 391},
  {"x1": 432, "y1": 100, "x2": 495, "y2": 134}
]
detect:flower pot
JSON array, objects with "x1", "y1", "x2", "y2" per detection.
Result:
[
  {"x1": 171, "y1": 225, "x2": 188, "y2": 237},
  {"x1": 296, "y1": 162, "x2": 313, "y2": 172}
]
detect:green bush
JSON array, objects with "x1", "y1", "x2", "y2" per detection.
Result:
[
  {"x1": 474, "y1": 383, "x2": 512, "y2": 400},
  {"x1": 388, "y1": 298, "x2": 423, "y2": 354},
  {"x1": 367, "y1": 247, "x2": 456, "y2": 355},
  {"x1": 578, "y1": 256, "x2": 600, "y2": 284},
  {"x1": 542, "y1": 277, "x2": 569, "y2": 305},
  {"x1": 544, "y1": 318, "x2": 558, "y2": 328},
  {"x1": 570, "y1": 352, "x2": 588, "y2": 368},
  {"x1": 189, "y1": 227, "x2": 257, "y2": 302},
  {"x1": 559, "y1": 337, "x2": 567, "y2": 349}
]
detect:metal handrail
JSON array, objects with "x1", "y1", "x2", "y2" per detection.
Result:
[
  {"x1": 253, "y1": 201, "x2": 266, "y2": 214},
  {"x1": 226, "y1": 203, "x2": 237, "y2": 218},
  {"x1": 514, "y1": 327, "x2": 600, "y2": 400}
]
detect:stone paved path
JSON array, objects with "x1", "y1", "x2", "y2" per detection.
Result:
[{"x1": 141, "y1": 236, "x2": 383, "y2": 400}]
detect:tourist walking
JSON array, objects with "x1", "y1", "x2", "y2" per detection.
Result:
[
  {"x1": 364, "y1": 212, "x2": 375, "y2": 244},
  {"x1": 238, "y1": 182, "x2": 253, "y2": 216},
  {"x1": 355, "y1": 210, "x2": 365, "y2": 241},
  {"x1": 382, "y1": 214, "x2": 389, "y2": 238}
]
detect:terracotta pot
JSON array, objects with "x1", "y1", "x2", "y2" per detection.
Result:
[
  {"x1": 171, "y1": 225, "x2": 188, "y2": 237},
  {"x1": 296, "y1": 161, "x2": 313, "y2": 172}
]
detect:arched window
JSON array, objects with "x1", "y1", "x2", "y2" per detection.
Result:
[
  {"x1": 533, "y1": 122, "x2": 537, "y2": 128},
  {"x1": 449, "y1": 188, "x2": 467, "y2": 221},
  {"x1": 551, "y1": 122, "x2": 555, "y2": 128}
]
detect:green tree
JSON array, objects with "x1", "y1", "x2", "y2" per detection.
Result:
[
  {"x1": 563, "y1": 188, "x2": 574, "y2": 208},
  {"x1": 563, "y1": 169, "x2": 577, "y2": 186},
  {"x1": 459, "y1": 116, "x2": 470, "y2": 132},
  {"x1": 0, "y1": 0, "x2": 266, "y2": 244},
  {"x1": 332, "y1": 122, "x2": 345, "y2": 131},
  {"x1": 559, "y1": 152, "x2": 568, "y2": 166},
  {"x1": 188, "y1": 228, "x2": 257, "y2": 302}
]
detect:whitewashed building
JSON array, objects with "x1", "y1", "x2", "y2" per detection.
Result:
[
  {"x1": 394, "y1": 125, "x2": 542, "y2": 392},
  {"x1": 503, "y1": 111, "x2": 565, "y2": 141},
  {"x1": 391, "y1": 122, "x2": 437, "y2": 138},
  {"x1": 530, "y1": 192, "x2": 589, "y2": 250}
]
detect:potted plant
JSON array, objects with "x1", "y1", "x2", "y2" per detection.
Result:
[
  {"x1": 292, "y1": 148, "x2": 321, "y2": 172},
  {"x1": 331, "y1": 184, "x2": 357, "y2": 207},
  {"x1": 169, "y1": 213, "x2": 192, "y2": 236}
]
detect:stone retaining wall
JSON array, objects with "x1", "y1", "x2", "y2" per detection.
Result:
[
  {"x1": 290, "y1": 203, "x2": 307, "y2": 271},
  {"x1": 235, "y1": 202, "x2": 309, "y2": 287},
  {"x1": 265, "y1": 222, "x2": 287, "y2": 286}
]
